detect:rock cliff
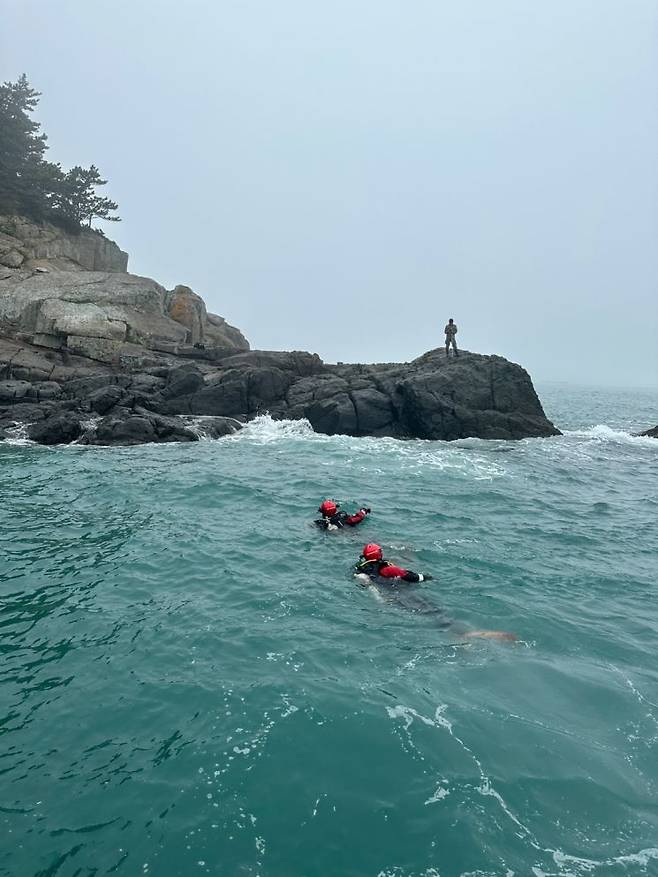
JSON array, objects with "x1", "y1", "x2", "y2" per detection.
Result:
[
  {"x1": 0, "y1": 214, "x2": 128, "y2": 272},
  {"x1": 0, "y1": 215, "x2": 560, "y2": 446},
  {"x1": 0, "y1": 214, "x2": 250, "y2": 362}
]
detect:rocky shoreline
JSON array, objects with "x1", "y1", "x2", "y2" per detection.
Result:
[{"x1": 0, "y1": 214, "x2": 562, "y2": 446}]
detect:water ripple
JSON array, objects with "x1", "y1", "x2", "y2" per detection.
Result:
[{"x1": 1, "y1": 391, "x2": 658, "y2": 876}]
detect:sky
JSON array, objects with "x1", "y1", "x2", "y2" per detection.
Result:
[{"x1": 2, "y1": 0, "x2": 657, "y2": 387}]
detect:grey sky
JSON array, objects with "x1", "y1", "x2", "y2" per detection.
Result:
[{"x1": 2, "y1": 0, "x2": 657, "y2": 387}]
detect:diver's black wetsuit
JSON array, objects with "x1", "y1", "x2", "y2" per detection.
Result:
[
  {"x1": 315, "y1": 509, "x2": 368, "y2": 531},
  {"x1": 354, "y1": 558, "x2": 427, "y2": 583}
]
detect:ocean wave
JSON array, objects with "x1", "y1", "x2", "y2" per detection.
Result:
[
  {"x1": 562, "y1": 424, "x2": 658, "y2": 448},
  {"x1": 1, "y1": 422, "x2": 33, "y2": 446},
  {"x1": 232, "y1": 414, "x2": 316, "y2": 443}
]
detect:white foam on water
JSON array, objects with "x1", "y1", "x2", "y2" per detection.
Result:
[
  {"x1": 2, "y1": 422, "x2": 33, "y2": 446},
  {"x1": 386, "y1": 704, "x2": 658, "y2": 874},
  {"x1": 424, "y1": 784, "x2": 450, "y2": 805},
  {"x1": 563, "y1": 424, "x2": 658, "y2": 449},
  {"x1": 232, "y1": 414, "x2": 316, "y2": 444},
  {"x1": 226, "y1": 415, "x2": 509, "y2": 480},
  {"x1": 614, "y1": 848, "x2": 658, "y2": 866}
]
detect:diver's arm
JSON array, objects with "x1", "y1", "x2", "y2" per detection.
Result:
[
  {"x1": 379, "y1": 565, "x2": 432, "y2": 583},
  {"x1": 343, "y1": 507, "x2": 370, "y2": 526}
]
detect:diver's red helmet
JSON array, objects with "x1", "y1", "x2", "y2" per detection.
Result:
[
  {"x1": 362, "y1": 543, "x2": 383, "y2": 562},
  {"x1": 319, "y1": 500, "x2": 338, "y2": 517}
]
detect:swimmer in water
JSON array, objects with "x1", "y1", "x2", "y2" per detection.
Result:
[
  {"x1": 353, "y1": 544, "x2": 516, "y2": 641},
  {"x1": 354, "y1": 542, "x2": 432, "y2": 582},
  {"x1": 315, "y1": 499, "x2": 371, "y2": 531}
]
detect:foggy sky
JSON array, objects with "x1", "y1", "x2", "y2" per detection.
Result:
[{"x1": 2, "y1": 0, "x2": 657, "y2": 387}]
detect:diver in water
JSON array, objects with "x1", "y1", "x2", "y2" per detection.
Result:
[
  {"x1": 354, "y1": 542, "x2": 432, "y2": 582},
  {"x1": 353, "y1": 543, "x2": 516, "y2": 641},
  {"x1": 315, "y1": 500, "x2": 371, "y2": 531}
]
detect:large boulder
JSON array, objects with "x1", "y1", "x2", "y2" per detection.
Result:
[
  {"x1": 0, "y1": 270, "x2": 188, "y2": 348},
  {"x1": 28, "y1": 412, "x2": 83, "y2": 445},
  {"x1": 205, "y1": 312, "x2": 250, "y2": 351},
  {"x1": 218, "y1": 350, "x2": 323, "y2": 375},
  {"x1": 0, "y1": 269, "x2": 250, "y2": 360},
  {"x1": 87, "y1": 385, "x2": 126, "y2": 414},
  {"x1": 83, "y1": 411, "x2": 199, "y2": 446},
  {"x1": 166, "y1": 285, "x2": 206, "y2": 345}
]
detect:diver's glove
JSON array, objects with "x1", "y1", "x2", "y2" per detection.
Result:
[
  {"x1": 361, "y1": 507, "x2": 371, "y2": 515},
  {"x1": 418, "y1": 574, "x2": 433, "y2": 582}
]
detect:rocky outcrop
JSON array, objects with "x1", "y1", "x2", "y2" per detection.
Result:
[
  {"x1": 639, "y1": 426, "x2": 658, "y2": 439},
  {"x1": 0, "y1": 331, "x2": 560, "y2": 445},
  {"x1": 0, "y1": 214, "x2": 128, "y2": 272},
  {"x1": 157, "y1": 349, "x2": 559, "y2": 440},
  {"x1": 0, "y1": 215, "x2": 559, "y2": 446}
]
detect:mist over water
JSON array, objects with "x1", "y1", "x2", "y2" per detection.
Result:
[{"x1": 1, "y1": 385, "x2": 657, "y2": 876}]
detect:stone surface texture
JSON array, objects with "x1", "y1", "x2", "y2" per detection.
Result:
[
  {"x1": 0, "y1": 213, "x2": 128, "y2": 272},
  {"x1": 0, "y1": 215, "x2": 250, "y2": 360}
]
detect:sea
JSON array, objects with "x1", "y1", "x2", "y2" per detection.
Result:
[{"x1": 1, "y1": 383, "x2": 657, "y2": 877}]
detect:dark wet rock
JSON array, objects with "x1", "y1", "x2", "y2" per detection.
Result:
[
  {"x1": 83, "y1": 410, "x2": 199, "y2": 446},
  {"x1": 186, "y1": 416, "x2": 242, "y2": 439},
  {"x1": 0, "y1": 402, "x2": 58, "y2": 439},
  {"x1": 149, "y1": 349, "x2": 560, "y2": 440},
  {"x1": 163, "y1": 365, "x2": 205, "y2": 399},
  {"x1": 87, "y1": 385, "x2": 126, "y2": 414},
  {"x1": 0, "y1": 334, "x2": 560, "y2": 444},
  {"x1": 28, "y1": 412, "x2": 83, "y2": 445},
  {"x1": 639, "y1": 425, "x2": 658, "y2": 439},
  {"x1": 91, "y1": 414, "x2": 158, "y2": 445},
  {"x1": 217, "y1": 350, "x2": 324, "y2": 376}
]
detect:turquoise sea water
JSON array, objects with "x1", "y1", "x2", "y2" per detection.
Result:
[{"x1": 1, "y1": 384, "x2": 657, "y2": 877}]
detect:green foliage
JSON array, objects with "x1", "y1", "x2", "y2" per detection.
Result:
[
  {"x1": 0, "y1": 74, "x2": 120, "y2": 229},
  {"x1": 52, "y1": 165, "x2": 120, "y2": 227}
]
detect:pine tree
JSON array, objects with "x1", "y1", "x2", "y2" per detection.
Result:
[
  {"x1": 0, "y1": 74, "x2": 120, "y2": 228},
  {"x1": 0, "y1": 74, "x2": 62, "y2": 218},
  {"x1": 53, "y1": 165, "x2": 120, "y2": 227}
]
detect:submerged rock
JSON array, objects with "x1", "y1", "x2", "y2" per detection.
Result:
[{"x1": 639, "y1": 425, "x2": 658, "y2": 439}]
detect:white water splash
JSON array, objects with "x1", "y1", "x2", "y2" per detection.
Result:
[
  {"x1": 2, "y1": 422, "x2": 33, "y2": 446},
  {"x1": 563, "y1": 424, "x2": 658, "y2": 449},
  {"x1": 233, "y1": 414, "x2": 315, "y2": 444}
]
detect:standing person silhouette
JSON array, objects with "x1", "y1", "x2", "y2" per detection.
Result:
[{"x1": 444, "y1": 318, "x2": 458, "y2": 357}]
